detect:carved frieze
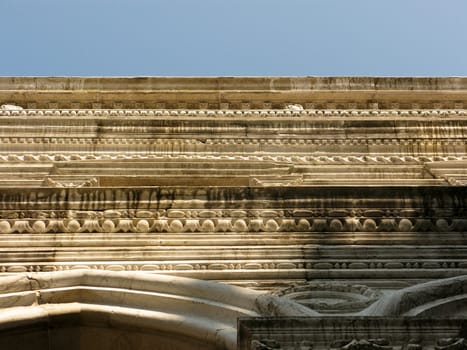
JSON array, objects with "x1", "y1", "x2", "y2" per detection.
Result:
[
  {"x1": 239, "y1": 318, "x2": 467, "y2": 350},
  {"x1": 0, "y1": 213, "x2": 465, "y2": 234}
]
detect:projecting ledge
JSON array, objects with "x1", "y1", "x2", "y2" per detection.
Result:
[{"x1": 238, "y1": 317, "x2": 467, "y2": 350}]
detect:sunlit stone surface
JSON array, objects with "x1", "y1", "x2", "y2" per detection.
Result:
[{"x1": 0, "y1": 77, "x2": 466, "y2": 349}]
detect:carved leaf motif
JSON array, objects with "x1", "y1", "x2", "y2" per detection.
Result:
[
  {"x1": 435, "y1": 338, "x2": 467, "y2": 350},
  {"x1": 330, "y1": 339, "x2": 392, "y2": 350}
]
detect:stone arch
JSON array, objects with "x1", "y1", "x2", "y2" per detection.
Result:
[
  {"x1": 0, "y1": 270, "x2": 315, "y2": 350},
  {"x1": 361, "y1": 275, "x2": 467, "y2": 317}
]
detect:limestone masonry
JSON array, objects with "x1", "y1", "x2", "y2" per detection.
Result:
[{"x1": 0, "y1": 77, "x2": 466, "y2": 349}]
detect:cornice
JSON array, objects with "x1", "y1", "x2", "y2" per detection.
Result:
[
  {"x1": 1, "y1": 77, "x2": 467, "y2": 109},
  {"x1": 2, "y1": 76, "x2": 467, "y2": 91}
]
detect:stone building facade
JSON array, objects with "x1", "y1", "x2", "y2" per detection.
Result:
[{"x1": 0, "y1": 77, "x2": 466, "y2": 349}]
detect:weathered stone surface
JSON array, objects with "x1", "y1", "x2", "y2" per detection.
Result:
[{"x1": 0, "y1": 77, "x2": 466, "y2": 349}]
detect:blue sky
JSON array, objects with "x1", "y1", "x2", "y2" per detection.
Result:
[{"x1": 1, "y1": 0, "x2": 466, "y2": 76}]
